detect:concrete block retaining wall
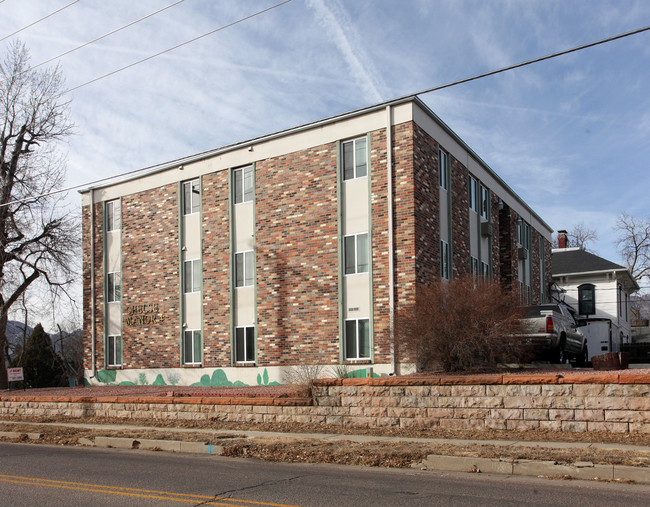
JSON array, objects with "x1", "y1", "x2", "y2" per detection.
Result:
[{"x1": 1, "y1": 373, "x2": 648, "y2": 434}]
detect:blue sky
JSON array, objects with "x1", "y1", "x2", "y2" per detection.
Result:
[{"x1": 1, "y1": 0, "x2": 650, "y2": 324}]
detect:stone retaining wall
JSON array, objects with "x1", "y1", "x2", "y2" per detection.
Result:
[{"x1": 1, "y1": 372, "x2": 648, "y2": 434}]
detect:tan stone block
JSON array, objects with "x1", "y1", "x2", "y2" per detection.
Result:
[
  {"x1": 429, "y1": 386, "x2": 453, "y2": 396},
  {"x1": 629, "y1": 422, "x2": 650, "y2": 433},
  {"x1": 587, "y1": 421, "x2": 629, "y2": 433},
  {"x1": 458, "y1": 397, "x2": 487, "y2": 408},
  {"x1": 427, "y1": 407, "x2": 455, "y2": 419},
  {"x1": 574, "y1": 409, "x2": 605, "y2": 422},
  {"x1": 523, "y1": 408, "x2": 548, "y2": 420},
  {"x1": 571, "y1": 383, "x2": 604, "y2": 397},
  {"x1": 449, "y1": 385, "x2": 486, "y2": 397},
  {"x1": 605, "y1": 410, "x2": 649, "y2": 423},
  {"x1": 454, "y1": 408, "x2": 490, "y2": 420},
  {"x1": 375, "y1": 417, "x2": 400, "y2": 427},
  {"x1": 582, "y1": 397, "x2": 627, "y2": 410},
  {"x1": 437, "y1": 397, "x2": 457, "y2": 408},
  {"x1": 484, "y1": 418, "x2": 507, "y2": 430},
  {"x1": 548, "y1": 409, "x2": 574, "y2": 421},
  {"x1": 562, "y1": 420, "x2": 587, "y2": 432},
  {"x1": 627, "y1": 397, "x2": 650, "y2": 411},
  {"x1": 605, "y1": 384, "x2": 650, "y2": 397},
  {"x1": 503, "y1": 396, "x2": 534, "y2": 409},
  {"x1": 539, "y1": 420, "x2": 563, "y2": 431},
  {"x1": 491, "y1": 408, "x2": 523, "y2": 420},
  {"x1": 325, "y1": 415, "x2": 343, "y2": 425},
  {"x1": 506, "y1": 419, "x2": 540, "y2": 431}
]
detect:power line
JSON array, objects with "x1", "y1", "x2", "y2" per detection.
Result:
[
  {"x1": 0, "y1": 0, "x2": 80, "y2": 43},
  {"x1": 1, "y1": 0, "x2": 186, "y2": 83},
  {"x1": 408, "y1": 24, "x2": 650, "y2": 100},
  {"x1": 1, "y1": 15, "x2": 648, "y2": 208}
]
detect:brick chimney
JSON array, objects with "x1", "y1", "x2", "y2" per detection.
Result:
[{"x1": 557, "y1": 230, "x2": 568, "y2": 249}]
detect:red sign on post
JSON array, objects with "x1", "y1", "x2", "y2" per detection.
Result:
[{"x1": 7, "y1": 367, "x2": 24, "y2": 382}]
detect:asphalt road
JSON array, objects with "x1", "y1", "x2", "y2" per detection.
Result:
[{"x1": 1, "y1": 443, "x2": 649, "y2": 506}]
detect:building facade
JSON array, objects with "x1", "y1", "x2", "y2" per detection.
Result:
[
  {"x1": 552, "y1": 233, "x2": 639, "y2": 360},
  {"x1": 81, "y1": 97, "x2": 553, "y2": 386}
]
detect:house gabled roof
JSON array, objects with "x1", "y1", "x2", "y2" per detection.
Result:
[{"x1": 552, "y1": 247, "x2": 639, "y2": 292}]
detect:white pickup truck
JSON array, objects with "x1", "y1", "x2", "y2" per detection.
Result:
[{"x1": 522, "y1": 303, "x2": 588, "y2": 365}]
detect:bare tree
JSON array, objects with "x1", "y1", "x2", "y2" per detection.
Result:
[
  {"x1": 616, "y1": 213, "x2": 650, "y2": 284},
  {"x1": 0, "y1": 42, "x2": 77, "y2": 389}
]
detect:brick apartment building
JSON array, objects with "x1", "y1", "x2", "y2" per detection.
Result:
[{"x1": 81, "y1": 96, "x2": 553, "y2": 386}]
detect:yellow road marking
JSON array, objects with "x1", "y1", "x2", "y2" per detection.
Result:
[{"x1": 0, "y1": 474, "x2": 299, "y2": 506}]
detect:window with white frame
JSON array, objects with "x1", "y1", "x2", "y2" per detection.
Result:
[
  {"x1": 344, "y1": 233, "x2": 369, "y2": 275},
  {"x1": 440, "y1": 240, "x2": 450, "y2": 280},
  {"x1": 233, "y1": 166, "x2": 254, "y2": 204},
  {"x1": 235, "y1": 326, "x2": 255, "y2": 363},
  {"x1": 107, "y1": 335, "x2": 122, "y2": 367},
  {"x1": 106, "y1": 272, "x2": 121, "y2": 302},
  {"x1": 578, "y1": 283, "x2": 595, "y2": 316},
  {"x1": 182, "y1": 179, "x2": 200, "y2": 215},
  {"x1": 345, "y1": 318, "x2": 370, "y2": 360},
  {"x1": 468, "y1": 176, "x2": 478, "y2": 212},
  {"x1": 183, "y1": 258, "x2": 201, "y2": 293},
  {"x1": 183, "y1": 329, "x2": 202, "y2": 365},
  {"x1": 105, "y1": 200, "x2": 121, "y2": 231},
  {"x1": 481, "y1": 261, "x2": 490, "y2": 278},
  {"x1": 439, "y1": 149, "x2": 449, "y2": 190},
  {"x1": 235, "y1": 250, "x2": 255, "y2": 287},
  {"x1": 480, "y1": 185, "x2": 489, "y2": 219},
  {"x1": 342, "y1": 137, "x2": 367, "y2": 180}
]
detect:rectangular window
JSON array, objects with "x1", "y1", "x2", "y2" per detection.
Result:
[
  {"x1": 342, "y1": 137, "x2": 367, "y2": 180},
  {"x1": 439, "y1": 149, "x2": 449, "y2": 190},
  {"x1": 235, "y1": 326, "x2": 255, "y2": 363},
  {"x1": 233, "y1": 166, "x2": 254, "y2": 204},
  {"x1": 480, "y1": 185, "x2": 489, "y2": 219},
  {"x1": 468, "y1": 176, "x2": 478, "y2": 212},
  {"x1": 183, "y1": 259, "x2": 201, "y2": 293},
  {"x1": 182, "y1": 179, "x2": 200, "y2": 215},
  {"x1": 183, "y1": 330, "x2": 202, "y2": 365},
  {"x1": 235, "y1": 250, "x2": 255, "y2": 287},
  {"x1": 481, "y1": 261, "x2": 490, "y2": 277},
  {"x1": 344, "y1": 233, "x2": 369, "y2": 275},
  {"x1": 105, "y1": 200, "x2": 121, "y2": 231},
  {"x1": 440, "y1": 240, "x2": 450, "y2": 280},
  {"x1": 345, "y1": 318, "x2": 370, "y2": 360},
  {"x1": 107, "y1": 335, "x2": 122, "y2": 367},
  {"x1": 106, "y1": 272, "x2": 121, "y2": 302}
]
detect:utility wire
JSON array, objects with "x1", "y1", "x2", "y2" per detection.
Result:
[
  {"x1": 0, "y1": 15, "x2": 648, "y2": 208},
  {"x1": 0, "y1": 0, "x2": 81, "y2": 42},
  {"x1": 407, "y1": 24, "x2": 650, "y2": 100},
  {"x1": 1, "y1": 0, "x2": 186, "y2": 82},
  {"x1": 58, "y1": 0, "x2": 294, "y2": 99}
]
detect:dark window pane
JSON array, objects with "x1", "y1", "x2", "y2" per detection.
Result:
[
  {"x1": 345, "y1": 320, "x2": 357, "y2": 359},
  {"x1": 233, "y1": 169, "x2": 243, "y2": 204},
  {"x1": 355, "y1": 138, "x2": 367, "y2": 177},
  {"x1": 193, "y1": 259, "x2": 201, "y2": 292},
  {"x1": 191, "y1": 180, "x2": 200, "y2": 214},
  {"x1": 235, "y1": 253, "x2": 244, "y2": 287},
  {"x1": 243, "y1": 166, "x2": 254, "y2": 202},
  {"x1": 193, "y1": 331, "x2": 201, "y2": 364},
  {"x1": 184, "y1": 331, "x2": 193, "y2": 363},
  {"x1": 246, "y1": 327, "x2": 255, "y2": 362},
  {"x1": 344, "y1": 236, "x2": 356, "y2": 274},
  {"x1": 343, "y1": 142, "x2": 354, "y2": 180},
  {"x1": 357, "y1": 234, "x2": 368, "y2": 273},
  {"x1": 235, "y1": 328, "x2": 245, "y2": 362},
  {"x1": 245, "y1": 251, "x2": 254, "y2": 286},
  {"x1": 358, "y1": 319, "x2": 370, "y2": 358}
]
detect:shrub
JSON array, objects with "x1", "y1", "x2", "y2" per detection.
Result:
[{"x1": 395, "y1": 277, "x2": 529, "y2": 372}]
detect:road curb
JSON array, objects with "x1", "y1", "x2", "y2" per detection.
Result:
[
  {"x1": 90, "y1": 436, "x2": 224, "y2": 455},
  {"x1": 426, "y1": 455, "x2": 650, "y2": 484}
]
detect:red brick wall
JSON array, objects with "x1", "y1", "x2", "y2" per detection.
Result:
[
  {"x1": 450, "y1": 158, "x2": 470, "y2": 278},
  {"x1": 121, "y1": 185, "x2": 180, "y2": 368},
  {"x1": 255, "y1": 144, "x2": 340, "y2": 365},
  {"x1": 412, "y1": 123, "x2": 440, "y2": 286},
  {"x1": 369, "y1": 128, "x2": 391, "y2": 363},
  {"x1": 82, "y1": 202, "x2": 104, "y2": 371},
  {"x1": 202, "y1": 171, "x2": 231, "y2": 366}
]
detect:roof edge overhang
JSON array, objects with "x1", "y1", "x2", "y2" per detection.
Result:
[
  {"x1": 77, "y1": 95, "x2": 552, "y2": 234},
  {"x1": 553, "y1": 268, "x2": 640, "y2": 292}
]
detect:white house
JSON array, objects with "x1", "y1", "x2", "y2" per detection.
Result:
[{"x1": 552, "y1": 231, "x2": 639, "y2": 360}]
